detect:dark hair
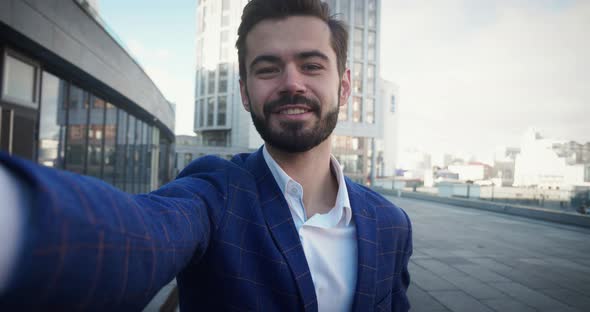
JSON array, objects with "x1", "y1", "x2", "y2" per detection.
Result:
[{"x1": 236, "y1": 0, "x2": 348, "y2": 81}]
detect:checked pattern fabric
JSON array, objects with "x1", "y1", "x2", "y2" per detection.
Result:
[{"x1": 0, "y1": 148, "x2": 411, "y2": 311}]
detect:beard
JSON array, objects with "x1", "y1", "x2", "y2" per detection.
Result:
[{"x1": 247, "y1": 88, "x2": 340, "y2": 153}]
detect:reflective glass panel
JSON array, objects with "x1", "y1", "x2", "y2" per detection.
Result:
[
  {"x1": 86, "y1": 95, "x2": 105, "y2": 178},
  {"x1": 103, "y1": 103, "x2": 117, "y2": 184},
  {"x1": 38, "y1": 71, "x2": 67, "y2": 168},
  {"x1": 65, "y1": 84, "x2": 88, "y2": 174},
  {"x1": 3, "y1": 54, "x2": 36, "y2": 106},
  {"x1": 218, "y1": 96, "x2": 227, "y2": 126},
  {"x1": 207, "y1": 97, "x2": 215, "y2": 126},
  {"x1": 114, "y1": 110, "x2": 127, "y2": 190}
]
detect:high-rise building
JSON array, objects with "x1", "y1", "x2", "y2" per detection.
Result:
[
  {"x1": 0, "y1": 0, "x2": 176, "y2": 192},
  {"x1": 376, "y1": 79, "x2": 399, "y2": 177},
  {"x1": 192, "y1": 0, "x2": 384, "y2": 184}
]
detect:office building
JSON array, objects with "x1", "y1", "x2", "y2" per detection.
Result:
[
  {"x1": 0, "y1": 0, "x2": 176, "y2": 192},
  {"x1": 375, "y1": 79, "x2": 399, "y2": 177}
]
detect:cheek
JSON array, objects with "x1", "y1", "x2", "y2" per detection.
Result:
[{"x1": 250, "y1": 84, "x2": 276, "y2": 110}]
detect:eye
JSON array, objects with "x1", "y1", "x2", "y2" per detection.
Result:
[
  {"x1": 302, "y1": 63, "x2": 323, "y2": 72},
  {"x1": 255, "y1": 66, "x2": 280, "y2": 76}
]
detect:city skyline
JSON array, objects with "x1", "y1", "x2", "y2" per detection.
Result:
[{"x1": 99, "y1": 0, "x2": 590, "y2": 162}]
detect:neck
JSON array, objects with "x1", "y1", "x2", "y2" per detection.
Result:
[{"x1": 266, "y1": 138, "x2": 339, "y2": 218}]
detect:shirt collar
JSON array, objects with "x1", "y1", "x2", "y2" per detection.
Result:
[{"x1": 262, "y1": 145, "x2": 352, "y2": 227}]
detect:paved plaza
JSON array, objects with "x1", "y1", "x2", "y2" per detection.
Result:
[{"x1": 391, "y1": 196, "x2": 590, "y2": 312}]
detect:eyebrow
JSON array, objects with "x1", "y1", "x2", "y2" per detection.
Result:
[{"x1": 249, "y1": 50, "x2": 330, "y2": 72}]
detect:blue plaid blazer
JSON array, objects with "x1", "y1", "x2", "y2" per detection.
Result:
[{"x1": 0, "y1": 148, "x2": 412, "y2": 311}]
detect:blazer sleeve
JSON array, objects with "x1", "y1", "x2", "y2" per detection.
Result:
[
  {"x1": 390, "y1": 208, "x2": 413, "y2": 312},
  {"x1": 0, "y1": 153, "x2": 228, "y2": 311}
]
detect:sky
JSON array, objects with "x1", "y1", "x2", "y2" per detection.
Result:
[{"x1": 99, "y1": 0, "x2": 590, "y2": 163}]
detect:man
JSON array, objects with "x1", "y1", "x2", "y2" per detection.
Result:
[{"x1": 0, "y1": 0, "x2": 412, "y2": 311}]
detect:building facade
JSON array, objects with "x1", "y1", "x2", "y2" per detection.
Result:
[
  {"x1": 514, "y1": 129, "x2": 590, "y2": 189},
  {"x1": 0, "y1": 0, "x2": 176, "y2": 192},
  {"x1": 376, "y1": 79, "x2": 399, "y2": 177},
  {"x1": 192, "y1": 0, "x2": 384, "y2": 183}
]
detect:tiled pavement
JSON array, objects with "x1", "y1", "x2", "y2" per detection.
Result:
[
  {"x1": 388, "y1": 196, "x2": 590, "y2": 312},
  {"x1": 144, "y1": 195, "x2": 590, "y2": 311}
]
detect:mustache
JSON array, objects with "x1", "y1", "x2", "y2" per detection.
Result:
[{"x1": 263, "y1": 94, "x2": 321, "y2": 117}]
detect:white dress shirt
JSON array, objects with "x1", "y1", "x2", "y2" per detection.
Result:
[{"x1": 263, "y1": 146, "x2": 358, "y2": 312}]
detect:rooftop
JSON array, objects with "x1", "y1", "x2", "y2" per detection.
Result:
[{"x1": 391, "y1": 196, "x2": 590, "y2": 312}]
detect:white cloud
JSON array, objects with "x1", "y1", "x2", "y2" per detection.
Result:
[{"x1": 381, "y1": 0, "x2": 590, "y2": 159}]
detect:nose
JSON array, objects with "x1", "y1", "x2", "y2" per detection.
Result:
[{"x1": 279, "y1": 64, "x2": 306, "y2": 96}]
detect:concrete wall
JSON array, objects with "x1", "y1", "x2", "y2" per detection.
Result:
[
  {"x1": 375, "y1": 187, "x2": 590, "y2": 228},
  {"x1": 0, "y1": 0, "x2": 174, "y2": 134}
]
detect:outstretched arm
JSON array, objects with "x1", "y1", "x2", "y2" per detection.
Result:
[
  {"x1": 0, "y1": 153, "x2": 227, "y2": 310},
  {"x1": 0, "y1": 165, "x2": 27, "y2": 295}
]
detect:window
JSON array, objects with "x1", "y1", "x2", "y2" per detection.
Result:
[
  {"x1": 200, "y1": 70, "x2": 207, "y2": 96},
  {"x1": 114, "y1": 110, "x2": 127, "y2": 189},
  {"x1": 365, "y1": 98, "x2": 374, "y2": 124},
  {"x1": 354, "y1": 28, "x2": 363, "y2": 60},
  {"x1": 353, "y1": 96, "x2": 362, "y2": 122},
  {"x1": 103, "y1": 103, "x2": 117, "y2": 184},
  {"x1": 207, "y1": 97, "x2": 215, "y2": 126},
  {"x1": 2, "y1": 54, "x2": 37, "y2": 107},
  {"x1": 353, "y1": 62, "x2": 363, "y2": 94},
  {"x1": 208, "y1": 71, "x2": 216, "y2": 94},
  {"x1": 218, "y1": 63, "x2": 229, "y2": 93},
  {"x1": 367, "y1": 65, "x2": 375, "y2": 95},
  {"x1": 184, "y1": 153, "x2": 193, "y2": 167},
  {"x1": 221, "y1": 14, "x2": 230, "y2": 27},
  {"x1": 221, "y1": 30, "x2": 229, "y2": 43},
  {"x1": 86, "y1": 95, "x2": 106, "y2": 178},
  {"x1": 368, "y1": 31, "x2": 376, "y2": 62},
  {"x1": 222, "y1": 0, "x2": 230, "y2": 11},
  {"x1": 339, "y1": 98, "x2": 348, "y2": 121},
  {"x1": 354, "y1": 0, "x2": 365, "y2": 26},
  {"x1": 218, "y1": 96, "x2": 227, "y2": 126},
  {"x1": 199, "y1": 98, "x2": 205, "y2": 127},
  {"x1": 203, "y1": 131, "x2": 228, "y2": 147},
  {"x1": 65, "y1": 84, "x2": 89, "y2": 174},
  {"x1": 38, "y1": 71, "x2": 67, "y2": 168},
  {"x1": 340, "y1": 0, "x2": 350, "y2": 20},
  {"x1": 324, "y1": 0, "x2": 336, "y2": 13},
  {"x1": 391, "y1": 95, "x2": 396, "y2": 113},
  {"x1": 368, "y1": 0, "x2": 377, "y2": 28},
  {"x1": 125, "y1": 115, "x2": 136, "y2": 192}
]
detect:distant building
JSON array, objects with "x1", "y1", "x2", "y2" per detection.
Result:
[
  {"x1": 375, "y1": 79, "x2": 399, "y2": 177},
  {"x1": 398, "y1": 149, "x2": 431, "y2": 180},
  {"x1": 448, "y1": 163, "x2": 492, "y2": 182},
  {"x1": 513, "y1": 129, "x2": 590, "y2": 189},
  {"x1": 492, "y1": 146, "x2": 520, "y2": 186},
  {"x1": 0, "y1": 0, "x2": 176, "y2": 192}
]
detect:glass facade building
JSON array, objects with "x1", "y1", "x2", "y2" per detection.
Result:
[{"x1": 0, "y1": 0, "x2": 175, "y2": 193}]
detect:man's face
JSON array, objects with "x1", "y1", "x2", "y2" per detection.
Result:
[{"x1": 240, "y1": 16, "x2": 351, "y2": 153}]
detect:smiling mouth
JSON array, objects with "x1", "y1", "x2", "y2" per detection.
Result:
[{"x1": 279, "y1": 108, "x2": 310, "y2": 115}]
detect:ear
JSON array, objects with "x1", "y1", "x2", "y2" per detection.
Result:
[
  {"x1": 239, "y1": 79, "x2": 251, "y2": 112},
  {"x1": 339, "y1": 68, "x2": 351, "y2": 106}
]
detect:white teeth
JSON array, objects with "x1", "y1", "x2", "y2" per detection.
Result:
[{"x1": 280, "y1": 108, "x2": 307, "y2": 115}]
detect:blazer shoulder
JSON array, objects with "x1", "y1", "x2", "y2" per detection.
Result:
[
  {"x1": 178, "y1": 155, "x2": 234, "y2": 177},
  {"x1": 349, "y1": 180, "x2": 411, "y2": 228}
]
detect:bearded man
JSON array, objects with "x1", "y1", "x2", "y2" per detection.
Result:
[{"x1": 0, "y1": 0, "x2": 412, "y2": 311}]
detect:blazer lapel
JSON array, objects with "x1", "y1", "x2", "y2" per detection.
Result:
[
  {"x1": 244, "y1": 149, "x2": 318, "y2": 312},
  {"x1": 346, "y1": 179, "x2": 378, "y2": 311}
]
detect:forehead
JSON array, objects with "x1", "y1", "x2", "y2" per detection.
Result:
[{"x1": 245, "y1": 16, "x2": 335, "y2": 62}]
